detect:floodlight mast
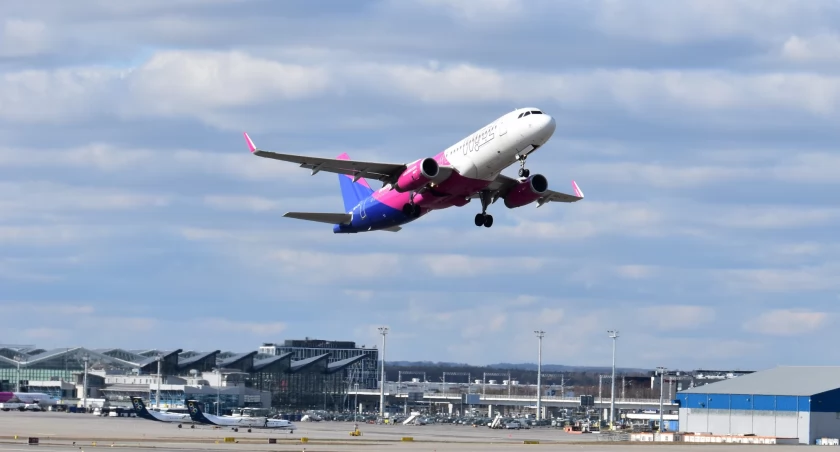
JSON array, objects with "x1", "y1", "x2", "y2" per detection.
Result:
[
  {"x1": 607, "y1": 330, "x2": 619, "y2": 428},
  {"x1": 378, "y1": 327, "x2": 389, "y2": 419},
  {"x1": 534, "y1": 330, "x2": 545, "y2": 421}
]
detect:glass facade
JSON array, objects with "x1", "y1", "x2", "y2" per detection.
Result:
[{"x1": 263, "y1": 339, "x2": 379, "y2": 389}]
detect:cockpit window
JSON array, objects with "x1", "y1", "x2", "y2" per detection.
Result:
[
  {"x1": 517, "y1": 113, "x2": 524, "y2": 118},
  {"x1": 523, "y1": 111, "x2": 531, "y2": 116},
  {"x1": 530, "y1": 110, "x2": 542, "y2": 114}
]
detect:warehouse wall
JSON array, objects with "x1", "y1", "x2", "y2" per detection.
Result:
[
  {"x1": 809, "y1": 388, "x2": 840, "y2": 444},
  {"x1": 677, "y1": 393, "x2": 811, "y2": 444}
]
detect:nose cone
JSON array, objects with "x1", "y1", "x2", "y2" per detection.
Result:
[
  {"x1": 533, "y1": 113, "x2": 556, "y2": 145},
  {"x1": 542, "y1": 114, "x2": 556, "y2": 136}
]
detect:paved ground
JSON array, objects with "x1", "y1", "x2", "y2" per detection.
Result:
[{"x1": 0, "y1": 412, "x2": 804, "y2": 451}]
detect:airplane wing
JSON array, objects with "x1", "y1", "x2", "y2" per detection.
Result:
[
  {"x1": 244, "y1": 132, "x2": 453, "y2": 184},
  {"x1": 474, "y1": 174, "x2": 584, "y2": 206}
]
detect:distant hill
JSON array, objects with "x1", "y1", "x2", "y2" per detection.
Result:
[{"x1": 388, "y1": 361, "x2": 651, "y2": 373}]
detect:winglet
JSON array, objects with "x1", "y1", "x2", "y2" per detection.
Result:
[
  {"x1": 572, "y1": 180, "x2": 584, "y2": 198},
  {"x1": 243, "y1": 132, "x2": 257, "y2": 153}
]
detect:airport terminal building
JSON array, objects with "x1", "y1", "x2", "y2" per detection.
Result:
[
  {"x1": 0, "y1": 339, "x2": 377, "y2": 412},
  {"x1": 677, "y1": 366, "x2": 840, "y2": 444}
]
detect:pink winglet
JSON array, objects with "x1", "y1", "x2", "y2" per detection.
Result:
[
  {"x1": 572, "y1": 180, "x2": 584, "y2": 198},
  {"x1": 244, "y1": 132, "x2": 257, "y2": 153}
]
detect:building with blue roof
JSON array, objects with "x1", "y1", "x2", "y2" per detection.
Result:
[{"x1": 677, "y1": 366, "x2": 840, "y2": 444}]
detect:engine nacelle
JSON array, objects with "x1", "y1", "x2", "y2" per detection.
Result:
[
  {"x1": 394, "y1": 158, "x2": 439, "y2": 192},
  {"x1": 504, "y1": 174, "x2": 548, "y2": 209}
]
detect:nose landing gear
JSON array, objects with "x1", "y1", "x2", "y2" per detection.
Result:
[{"x1": 516, "y1": 152, "x2": 532, "y2": 178}]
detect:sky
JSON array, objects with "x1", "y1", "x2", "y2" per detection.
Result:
[{"x1": 1, "y1": 0, "x2": 839, "y2": 372}]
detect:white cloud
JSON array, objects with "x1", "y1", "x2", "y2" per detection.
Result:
[
  {"x1": 0, "y1": 19, "x2": 51, "y2": 57},
  {"x1": 499, "y1": 201, "x2": 666, "y2": 240},
  {"x1": 720, "y1": 264, "x2": 840, "y2": 293},
  {"x1": 421, "y1": 253, "x2": 547, "y2": 277},
  {"x1": 615, "y1": 265, "x2": 658, "y2": 280},
  {"x1": 125, "y1": 50, "x2": 331, "y2": 116},
  {"x1": 781, "y1": 34, "x2": 840, "y2": 62},
  {"x1": 591, "y1": 0, "x2": 835, "y2": 44},
  {"x1": 706, "y1": 206, "x2": 840, "y2": 229},
  {"x1": 5, "y1": 49, "x2": 840, "y2": 127},
  {"x1": 744, "y1": 309, "x2": 828, "y2": 336},
  {"x1": 0, "y1": 182, "x2": 169, "y2": 215},
  {"x1": 200, "y1": 318, "x2": 287, "y2": 336},
  {"x1": 410, "y1": 0, "x2": 524, "y2": 22},
  {"x1": 203, "y1": 195, "x2": 280, "y2": 212},
  {"x1": 636, "y1": 305, "x2": 715, "y2": 331}
]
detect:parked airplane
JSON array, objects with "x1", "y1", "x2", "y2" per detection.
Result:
[
  {"x1": 244, "y1": 107, "x2": 583, "y2": 233},
  {"x1": 0, "y1": 392, "x2": 59, "y2": 406},
  {"x1": 186, "y1": 400, "x2": 296, "y2": 433},
  {"x1": 130, "y1": 397, "x2": 193, "y2": 424}
]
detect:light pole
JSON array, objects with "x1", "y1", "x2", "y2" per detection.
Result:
[
  {"x1": 534, "y1": 330, "x2": 545, "y2": 421},
  {"x1": 607, "y1": 330, "x2": 618, "y2": 428},
  {"x1": 657, "y1": 367, "x2": 666, "y2": 432},
  {"x1": 216, "y1": 369, "x2": 221, "y2": 416},
  {"x1": 354, "y1": 383, "x2": 359, "y2": 422},
  {"x1": 15, "y1": 355, "x2": 21, "y2": 392},
  {"x1": 378, "y1": 327, "x2": 388, "y2": 419},
  {"x1": 82, "y1": 355, "x2": 89, "y2": 410},
  {"x1": 155, "y1": 355, "x2": 162, "y2": 409}
]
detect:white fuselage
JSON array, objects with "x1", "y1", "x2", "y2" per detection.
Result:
[
  {"x1": 202, "y1": 412, "x2": 294, "y2": 429},
  {"x1": 149, "y1": 410, "x2": 192, "y2": 422},
  {"x1": 6, "y1": 392, "x2": 58, "y2": 406},
  {"x1": 440, "y1": 107, "x2": 556, "y2": 180}
]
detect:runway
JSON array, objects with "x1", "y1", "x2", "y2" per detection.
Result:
[{"x1": 0, "y1": 412, "x2": 803, "y2": 451}]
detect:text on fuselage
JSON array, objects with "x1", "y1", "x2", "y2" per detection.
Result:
[{"x1": 445, "y1": 124, "x2": 496, "y2": 158}]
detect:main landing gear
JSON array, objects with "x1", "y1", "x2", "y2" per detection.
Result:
[
  {"x1": 517, "y1": 154, "x2": 530, "y2": 178},
  {"x1": 474, "y1": 190, "x2": 493, "y2": 228},
  {"x1": 402, "y1": 191, "x2": 421, "y2": 218}
]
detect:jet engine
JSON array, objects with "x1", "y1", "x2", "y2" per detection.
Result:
[
  {"x1": 394, "y1": 158, "x2": 440, "y2": 192},
  {"x1": 503, "y1": 174, "x2": 548, "y2": 209}
]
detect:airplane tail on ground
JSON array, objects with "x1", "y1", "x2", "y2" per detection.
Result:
[
  {"x1": 130, "y1": 397, "x2": 156, "y2": 421},
  {"x1": 336, "y1": 153, "x2": 374, "y2": 212},
  {"x1": 186, "y1": 400, "x2": 212, "y2": 424}
]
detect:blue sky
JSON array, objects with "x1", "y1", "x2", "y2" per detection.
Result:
[{"x1": 1, "y1": 0, "x2": 839, "y2": 371}]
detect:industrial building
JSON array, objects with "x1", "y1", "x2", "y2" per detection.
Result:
[
  {"x1": 677, "y1": 366, "x2": 840, "y2": 444},
  {"x1": 0, "y1": 339, "x2": 377, "y2": 412}
]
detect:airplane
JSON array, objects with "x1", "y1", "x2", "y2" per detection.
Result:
[
  {"x1": 130, "y1": 397, "x2": 193, "y2": 425},
  {"x1": 244, "y1": 107, "x2": 584, "y2": 233},
  {"x1": 0, "y1": 392, "x2": 59, "y2": 407},
  {"x1": 186, "y1": 400, "x2": 296, "y2": 433}
]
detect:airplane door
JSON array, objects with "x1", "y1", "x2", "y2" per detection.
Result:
[
  {"x1": 360, "y1": 199, "x2": 367, "y2": 219},
  {"x1": 497, "y1": 119, "x2": 507, "y2": 136}
]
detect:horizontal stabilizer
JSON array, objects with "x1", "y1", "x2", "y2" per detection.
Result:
[{"x1": 284, "y1": 212, "x2": 352, "y2": 225}]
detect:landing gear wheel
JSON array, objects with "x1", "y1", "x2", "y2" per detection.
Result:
[
  {"x1": 403, "y1": 203, "x2": 421, "y2": 218},
  {"x1": 517, "y1": 154, "x2": 530, "y2": 178},
  {"x1": 475, "y1": 190, "x2": 495, "y2": 228}
]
